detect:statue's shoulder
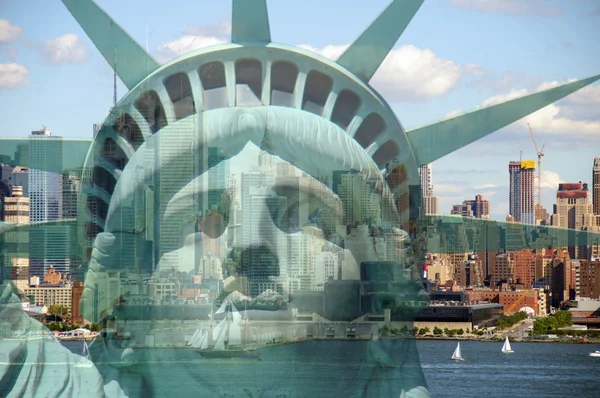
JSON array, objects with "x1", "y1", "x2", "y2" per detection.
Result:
[{"x1": 0, "y1": 286, "x2": 109, "y2": 398}]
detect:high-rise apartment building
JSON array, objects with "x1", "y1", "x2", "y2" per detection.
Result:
[
  {"x1": 422, "y1": 195, "x2": 439, "y2": 216},
  {"x1": 451, "y1": 195, "x2": 490, "y2": 219},
  {"x1": 0, "y1": 164, "x2": 14, "y2": 220},
  {"x1": 4, "y1": 185, "x2": 30, "y2": 291},
  {"x1": 594, "y1": 157, "x2": 600, "y2": 217},
  {"x1": 10, "y1": 166, "x2": 29, "y2": 196},
  {"x1": 469, "y1": 194, "x2": 490, "y2": 219},
  {"x1": 450, "y1": 203, "x2": 474, "y2": 217},
  {"x1": 551, "y1": 182, "x2": 598, "y2": 259},
  {"x1": 579, "y1": 259, "x2": 600, "y2": 298},
  {"x1": 508, "y1": 160, "x2": 536, "y2": 224},
  {"x1": 551, "y1": 183, "x2": 596, "y2": 230},
  {"x1": 514, "y1": 249, "x2": 536, "y2": 287},
  {"x1": 508, "y1": 162, "x2": 521, "y2": 220},
  {"x1": 492, "y1": 252, "x2": 514, "y2": 286}
]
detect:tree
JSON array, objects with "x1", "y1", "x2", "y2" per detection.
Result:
[
  {"x1": 433, "y1": 327, "x2": 443, "y2": 335},
  {"x1": 379, "y1": 325, "x2": 390, "y2": 337},
  {"x1": 554, "y1": 310, "x2": 572, "y2": 328},
  {"x1": 457, "y1": 328, "x2": 464, "y2": 335},
  {"x1": 443, "y1": 327, "x2": 450, "y2": 335},
  {"x1": 48, "y1": 305, "x2": 70, "y2": 322}
]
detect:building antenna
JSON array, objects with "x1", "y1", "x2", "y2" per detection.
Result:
[{"x1": 113, "y1": 46, "x2": 117, "y2": 108}]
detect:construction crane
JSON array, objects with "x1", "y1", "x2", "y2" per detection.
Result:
[{"x1": 528, "y1": 123, "x2": 545, "y2": 223}]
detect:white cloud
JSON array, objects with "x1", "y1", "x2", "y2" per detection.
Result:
[
  {"x1": 0, "y1": 19, "x2": 21, "y2": 43},
  {"x1": 435, "y1": 182, "x2": 468, "y2": 196},
  {"x1": 448, "y1": 0, "x2": 561, "y2": 16},
  {"x1": 540, "y1": 170, "x2": 564, "y2": 189},
  {"x1": 298, "y1": 44, "x2": 348, "y2": 61},
  {"x1": 474, "y1": 183, "x2": 500, "y2": 190},
  {"x1": 157, "y1": 23, "x2": 229, "y2": 63},
  {"x1": 42, "y1": 34, "x2": 87, "y2": 64},
  {"x1": 0, "y1": 62, "x2": 28, "y2": 89},
  {"x1": 300, "y1": 44, "x2": 462, "y2": 101},
  {"x1": 157, "y1": 35, "x2": 226, "y2": 63},
  {"x1": 462, "y1": 63, "x2": 486, "y2": 76}
]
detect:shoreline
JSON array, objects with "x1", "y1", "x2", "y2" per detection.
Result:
[
  {"x1": 67, "y1": 335, "x2": 600, "y2": 350},
  {"x1": 411, "y1": 336, "x2": 600, "y2": 344}
]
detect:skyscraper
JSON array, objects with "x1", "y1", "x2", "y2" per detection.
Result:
[
  {"x1": 4, "y1": 185, "x2": 29, "y2": 291},
  {"x1": 332, "y1": 170, "x2": 382, "y2": 227},
  {"x1": 419, "y1": 164, "x2": 432, "y2": 197},
  {"x1": 419, "y1": 163, "x2": 439, "y2": 215},
  {"x1": 508, "y1": 160, "x2": 535, "y2": 224},
  {"x1": 28, "y1": 127, "x2": 68, "y2": 278},
  {"x1": 551, "y1": 182, "x2": 597, "y2": 259},
  {"x1": 551, "y1": 183, "x2": 595, "y2": 230},
  {"x1": 593, "y1": 157, "x2": 600, "y2": 217}
]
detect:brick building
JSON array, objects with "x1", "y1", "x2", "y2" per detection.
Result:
[
  {"x1": 514, "y1": 249, "x2": 536, "y2": 287},
  {"x1": 579, "y1": 259, "x2": 600, "y2": 299}
]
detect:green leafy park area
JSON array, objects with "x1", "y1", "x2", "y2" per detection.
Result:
[
  {"x1": 531, "y1": 310, "x2": 574, "y2": 335},
  {"x1": 379, "y1": 325, "x2": 470, "y2": 337},
  {"x1": 494, "y1": 311, "x2": 528, "y2": 330}
]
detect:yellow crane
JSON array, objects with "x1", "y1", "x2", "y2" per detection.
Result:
[{"x1": 528, "y1": 123, "x2": 544, "y2": 223}]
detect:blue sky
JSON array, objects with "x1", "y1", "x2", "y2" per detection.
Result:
[{"x1": 1, "y1": 0, "x2": 599, "y2": 220}]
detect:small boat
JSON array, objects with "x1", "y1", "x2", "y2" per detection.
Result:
[
  {"x1": 451, "y1": 342, "x2": 464, "y2": 361},
  {"x1": 501, "y1": 336, "x2": 514, "y2": 354},
  {"x1": 589, "y1": 350, "x2": 600, "y2": 357},
  {"x1": 74, "y1": 340, "x2": 94, "y2": 368}
]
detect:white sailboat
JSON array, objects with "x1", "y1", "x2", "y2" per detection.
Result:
[
  {"x1": 187, "y1": 328, "x2": 201, "y2": 346},
  {"x1": 451, "y1": 342, "x2": 464, "y2": 361},
  {"x1": 190, "y1": 329, "x2": 209, "y2": 350},
  {"x1": 74, "y1": 340, "x2": 93, "y2": 368},
  {"x1": 196, "y1": 298, "x2": 259, "y2": 359},
  {"x1": 501, "y1": 336, "x2": 514, "y2": 354}
]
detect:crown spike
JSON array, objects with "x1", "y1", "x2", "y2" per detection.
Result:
[
  {"x1": 232, "y1": 0, "x2": 271, "y2": 44},
  {"x1": 406, "y1": 74, "x2": 600, "y2": 165},
  {"x1": 0, "y1": 138, "x2": 91, "y2": 174},
  {"x1": 61, "y1": 0, "x2": 160, "y2": 90},
  {"x1": 423, "y1": 215, "x2": 600, "y2": 254},
  {"x1": 337, "y1": 0, "x2": 424, "y2": 82}
]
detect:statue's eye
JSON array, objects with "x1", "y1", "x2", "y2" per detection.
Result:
[{"x1": 266, "y1": 196, "x2": 302, "y2": 234}]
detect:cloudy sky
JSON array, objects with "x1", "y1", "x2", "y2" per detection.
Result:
[{"x1": 1, "y1": 0, "x2": 599, "y2": 221}]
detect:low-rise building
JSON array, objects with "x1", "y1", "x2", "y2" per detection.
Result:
[{"x1": 23, "y1": 283, "x2": 72, "y2": 310}]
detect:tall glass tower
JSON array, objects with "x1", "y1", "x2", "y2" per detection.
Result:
[{"x1": 28, "y1": 127, "x2": 68, "y2": 278}]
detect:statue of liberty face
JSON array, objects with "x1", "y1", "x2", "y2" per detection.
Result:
[{"x1": 80, "y1": 108, "x2": 430, "y2": 396}]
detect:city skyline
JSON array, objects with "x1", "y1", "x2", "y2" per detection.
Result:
[
  {"x1": 2, "y1": 1, "x2": 600, "y2": 222},
  {"x1": 0, "y1": 2, "x2": 599, "y2": 396}
]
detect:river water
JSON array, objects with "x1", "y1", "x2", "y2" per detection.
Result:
[{"x1": 60, "y1": 340, "x2": 599, "y2": 397}]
